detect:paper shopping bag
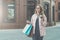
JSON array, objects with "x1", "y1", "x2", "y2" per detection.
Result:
[{"x1": 23, "y1": 24, "x2": 32, "y2": 35}]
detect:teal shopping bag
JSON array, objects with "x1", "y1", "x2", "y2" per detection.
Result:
[{"x1": 23, "y1": 24, "x2": 32, "y2": 35}]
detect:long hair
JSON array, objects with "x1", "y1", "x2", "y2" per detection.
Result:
[{"x1": 34, "y1": 4, "x2": 44, "y2": 15}]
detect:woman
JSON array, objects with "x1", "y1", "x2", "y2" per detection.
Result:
[{"x1": 27, "y1": 4, "x2": 47, "y2": 40}]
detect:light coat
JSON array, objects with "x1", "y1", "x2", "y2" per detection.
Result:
[{"x1": 31, "y1": 13, "x2": 47, "y2": 36}]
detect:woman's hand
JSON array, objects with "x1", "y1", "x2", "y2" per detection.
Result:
[
  {"x1": 26, "y1": 20, "x2": 31, "y2": 24},
  {"x1": 41, "y1": 14, "x2": 47, "y2": 26},
  {"x1": 41, "y1": 15, "x2": 44, "y2": 26}
]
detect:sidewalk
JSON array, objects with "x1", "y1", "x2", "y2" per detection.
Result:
[
  {"x1": 0, "y1": 27, "x2": 60, "y2": 40},
  {"x1": 0, "y1": 23, "x2": 60, "y2": 40},
  {"x1": 47, "y1": 22, "x2": 60, "y2": 27},
  {"x1": 56, "y1": 22, "x2": 60, "y2": 27},
  {"x1": 22, "y1": 22, "x2": 60, "y2": 40}
]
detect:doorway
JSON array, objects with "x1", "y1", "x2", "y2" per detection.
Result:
[
  {"x1": 27, "y1": 0, "x2": 37, "y2": 21},
  {"x1": 58, "y1": 2, "x2": 60, "y2": 21}
]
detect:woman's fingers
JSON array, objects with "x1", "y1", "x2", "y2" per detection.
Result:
[{"x1": 26, "y1": 20, "x2": 31, "y2": 24}]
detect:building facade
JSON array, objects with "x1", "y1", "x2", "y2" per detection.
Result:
[
  {"x1": 0, "y1": 0, "x2": 60, "y2": 29},
  {"x1": 55, "y1": 0, "x2": 60, "y2": 22},
  {"x1": 0, "y1": 0, "x2": 38, "y2": 29}
]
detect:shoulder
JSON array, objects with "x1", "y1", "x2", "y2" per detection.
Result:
[
  {"x1": 43, "y1": 14, "x2": 46, "y2": 17},
  {"x1": 31, "y1": 14, "x2": 37, "y2": 20},
  {"x1": 31, "y1": 14, "x2": 37, "y2": 18},
  {"x1": 43, "y1": 14, "x2": 47, "y2": 20}
]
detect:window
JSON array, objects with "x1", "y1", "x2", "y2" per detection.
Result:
[{"x1": 4, "y1": 0, "x2": 16, "y2": 23}]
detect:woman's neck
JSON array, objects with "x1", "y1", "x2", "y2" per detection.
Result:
[{"x1": 36, "y1": 13, "x2": 40, "y2": 16}]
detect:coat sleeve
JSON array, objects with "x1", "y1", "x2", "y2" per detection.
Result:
[
  {"x1": 42, "y1": 14, "x2": 47, "y2": 27},
  {"x1": 31, "y1": 15, "x2": 33, "y2": 26}
]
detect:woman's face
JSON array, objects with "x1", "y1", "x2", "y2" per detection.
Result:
[{"x1": 36, "y1": 6, "x2": 41, "y2": 13}]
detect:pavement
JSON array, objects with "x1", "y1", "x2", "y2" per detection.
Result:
[
  {"x1": 0, "y1": 25, "x2": 60, "y2": 40},
  {"x1": 0, "y1": 22, "x2": 60, "y2": 40}
]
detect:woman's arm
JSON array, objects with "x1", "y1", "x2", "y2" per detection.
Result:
[
  {"x1": 26, "y1": 20, "x2": 31, "y2": 24},
  {"x1": 31, "y1": 16, "x2": 33, "y2": 25},
  {"x1": 26, "y1": 15, "x2": 33, "y2": 24},
  {"x1": 42, "y1": 14, "x2": 47, "y2": 27}
]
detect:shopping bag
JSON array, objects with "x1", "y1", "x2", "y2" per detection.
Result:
[{"x1": 23, "y1": 24, "x2": 32, "y2": 35}]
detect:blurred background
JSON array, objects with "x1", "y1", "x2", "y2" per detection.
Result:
[{"x1": 0, "y1": 0, "x2": 60, "y2": 40}]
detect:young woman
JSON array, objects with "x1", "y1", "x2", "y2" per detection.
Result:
[{"x1": 27, "y1": 4, "x2": 47, "y2": 40}]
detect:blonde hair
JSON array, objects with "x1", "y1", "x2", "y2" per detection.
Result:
[{"x1": 34, "y1": 4, "x2": 44, "y2": 15}]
